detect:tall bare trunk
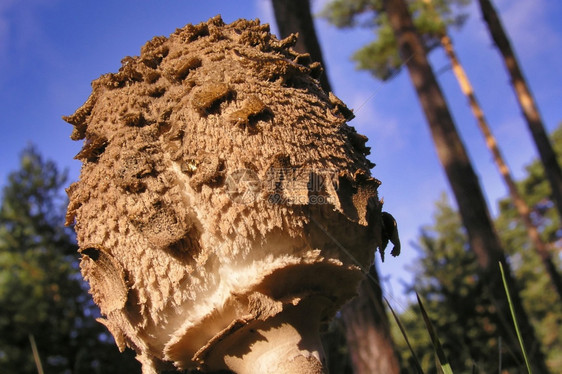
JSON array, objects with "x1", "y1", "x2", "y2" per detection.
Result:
[
  {"x1": 271, "y1": 0, "x2": 332, "y2": 93},
  {"x1": 441, "y1": 34, "x2": 562, "y2": 303},
  {"x1": 340, "y1": 264, "x2": 401, "y2": 374},
  {"x1": 477, "y1": 0, "x2": 562, "y2": 222},
  {"x1": 382, "y1": 0, "x2": 549, "y2": 371}
]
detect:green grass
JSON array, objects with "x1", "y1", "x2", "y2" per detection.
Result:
[
  {"x1": 386, "y1": 294, "x2": 453, "y2": 374},
  {"x1": 385, "y1": 265, "x2": 536, "y2": 374},
  {"x1": 386, "y1": 297, "x2": 425, "y2": 374},
  {"x1": 416, "y1": 294, "x2": 453, "y2": 374},
  {"x1": 499, "y1": 261, "x2": 533, "y2": 374}
]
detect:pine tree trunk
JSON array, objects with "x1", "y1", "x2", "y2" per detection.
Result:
[
  {"x1": 440, "y1": 34, "x2": 562, "y2": 303},
  {"x1": 271, "y1": 0, "x2": 332, "y2": 93},
  {"x1": 340, "y1": 264, "x2": 400, "y2": 374},
  {"x1": 382, "y1": 0, "x2": 549, "y2": 371},
  {"x1": 477, "y1": 0, "x2": 562, "y2": 222}
]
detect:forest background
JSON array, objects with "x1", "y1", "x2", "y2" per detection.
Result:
[{"x1": 0, "y1": 0, "x2": 561, "y2": 373}]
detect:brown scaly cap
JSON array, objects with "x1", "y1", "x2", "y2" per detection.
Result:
[{"x1": 64, "y1": 15, "x2": 382, "y2": 373}]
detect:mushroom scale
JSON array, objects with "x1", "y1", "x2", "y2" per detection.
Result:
[{"x1": 64, "y1": 15, "x2": 384, "y2": 374}]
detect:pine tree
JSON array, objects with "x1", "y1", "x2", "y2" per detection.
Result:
[
  {"x1": 0, "y1": 146, "x2": 140, "y2": 373},
  {"x1": 271, "y1": 0, "x2": 333, "y2": 92},
  {"x1": 395, "y1": 124, "x2": 562, "y2": 373},
  {"x1": 321, "y1": 0, "x2": 470, "y2": 81},
  {"x1": 340, "y1": 264, "x2": 401, "y2": 374},
  {"x1": 419, "y1": 0, "x2": 562, "y2": 303},
  {"x1": 477, "y1": 0, "x2": 562, "y2": 224},
  {"x1": 496, "y1": 123, "x2": 562, "y2": 370},
  {"x1": 322, "y1": 1, "x2": 550, "y2": 370},
  {"x1": 382, "y1": 3, "x2": 550, "y2": 370}
]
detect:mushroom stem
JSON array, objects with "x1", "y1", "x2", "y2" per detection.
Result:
[{"x1": 205, "y1": 296, "x2": 328, "y2": 374}]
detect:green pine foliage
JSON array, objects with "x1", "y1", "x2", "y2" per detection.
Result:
[
  {"x1": 0, "y1": 146, "x2": 140, "y2": 374},
  {"x1": 321, "y1": 0, "x2": 470, "y2": 80}
]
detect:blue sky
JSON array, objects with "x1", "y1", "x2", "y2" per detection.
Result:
[{"x1": 1, "y1": 0, "x2": 561, "y2": 309}]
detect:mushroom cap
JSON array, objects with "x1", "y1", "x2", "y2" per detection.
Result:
[{"x1": 64, "y1": 15, "x2": 382, "y2": 372}]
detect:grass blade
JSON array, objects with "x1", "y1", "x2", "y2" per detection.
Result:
[
  {"x1": 416, "y1": 293, "x2": 453, "y2": 374},
  {"x1": 384, "y1": 297, "x2": 425, "y2": 374},
  {"x1": 28, "y1": 334, "x2": 44, "y2": 374},
  {"x1": 499, "y1": 262, "x2": 533, "y2": 374}
]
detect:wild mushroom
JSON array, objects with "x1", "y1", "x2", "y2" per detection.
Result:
[{"x1": 64, "y1": 16, "x2": 386, "y2": 374}]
